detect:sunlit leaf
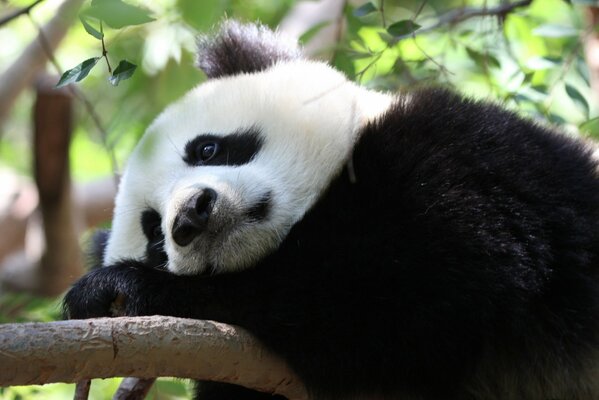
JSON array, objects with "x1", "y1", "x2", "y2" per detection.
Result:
[
  {"x1": 109, "y1": 59, "x2": 137, "y2": 86},
  {"x1": 84, "y1": 0, "x2": 154, "y2": 29},
  {"x1": 533, "y1": 24, "x2": 578, "y2": 38},
  {"x1": 565, "y1": 84, "x2": 590, "y2": 119},
  {"x1": 525, "y1": 56, "x2": 560, "y2": 70},
  {"x1": 353, "y1": 2, "x2": 377, "y2": 18},
  {"x1": 56, "y1": 57, "x2": 101, "y2": 88},
  {"x1": 387, "y1": 20, "x2": 421, "y2": 37},
  {"x1": 79, "y1": 15, "x2": 103, "y2": 40}
]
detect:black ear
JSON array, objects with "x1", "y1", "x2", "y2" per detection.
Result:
[{"x1": 197, "y1": 20, "x2": 303, "y2": 79}]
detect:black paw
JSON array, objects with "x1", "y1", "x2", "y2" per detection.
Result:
[{"x1": 63, "y1": 261, "x2": 153, "y2": 319}]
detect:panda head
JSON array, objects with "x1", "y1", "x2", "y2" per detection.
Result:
[{"x1": 104, "y1": 21, "x2": 393, "y2": 275}]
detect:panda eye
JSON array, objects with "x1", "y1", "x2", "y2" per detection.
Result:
[{"x1": 197, "y1": 142, "x2": 219, "y2": 162}]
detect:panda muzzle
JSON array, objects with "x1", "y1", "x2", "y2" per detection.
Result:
[{"x1": 172, "y1": 188, "x2": 217, "y2": 247}]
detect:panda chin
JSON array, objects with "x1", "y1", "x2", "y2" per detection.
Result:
[{"x1": 167, "y1": 227, "x2": 276, "y2": 276}]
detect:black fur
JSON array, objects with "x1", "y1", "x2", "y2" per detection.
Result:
[
  {"x1": 86, "y1": 229, "x2": 110, "y2": 269},
  {"x1": 196, "y1": 21, "x2": 302, "y2": 79},
  {"x1": 140, "y1": 209, "x2": 168, "y2": 270},
  {"x1": 64, "y1": 88, "x2": 599, "y2": 399}
]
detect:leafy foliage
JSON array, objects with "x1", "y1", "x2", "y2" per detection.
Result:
[
  {"x1": 83, "y1": 0, "x2": 154, "y2": 29},
  {"x1": 57, "y1": 0, "x2": 154, "y2": 88},
  {"x1": 342, "y1": 0, "x2": 594, "y2": 139}
]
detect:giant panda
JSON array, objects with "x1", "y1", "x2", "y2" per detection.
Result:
[{"x1": 64, "y1": 21, "x2": 599, "y2": 400}]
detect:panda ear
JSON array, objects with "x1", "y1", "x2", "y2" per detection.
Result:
[{"x1": 197, "y1": 20, "x2": 303, "y2": 79}]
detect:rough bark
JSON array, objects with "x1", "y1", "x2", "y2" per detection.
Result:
[{"x1": 0, "y1": 316, "x2": 308, "y2": 400}]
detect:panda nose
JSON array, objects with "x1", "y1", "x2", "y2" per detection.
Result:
[{"x1": 172, "y1": 188, "x2": 217, "y2": 247}]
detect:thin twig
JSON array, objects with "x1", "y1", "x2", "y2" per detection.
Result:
[
  {"x1": 412, "y1": 36, "x2": 454, "y2": 77},
  {"x1": 544, "y1": 40, "x2": 583, "y2": 113},
  {"x1": 355, "y1": 51, "x2": 383, "y2": 81},
  {"x1": 392, "y1": 0, "x2": 532, "y2": 42},
  {"x1": 74, "y1": 380, "x2": 91, "y2": 400},
  {"x1": 380, "y1": 0, "x2": 386, "y2": 28},
  {"x1": 413, "y1": 0, "x2": 427, "y2": 21},
  {"x1": 329, "y1": 0, "x2": 349, "y2": 64},
  {"x1": 27, "y1": 13, "x2": 120, "y2": 180},
  {"x1": 100, "y1": 21, "x2": 112, "y2": 74},
  {"x1": 0, "y1": 0, "x2": 44, "y2": 27}
]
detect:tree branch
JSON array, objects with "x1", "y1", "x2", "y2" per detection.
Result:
[
  {"x1": 0, "y1": 0, "x2": 44, "y2": 27},
  {"x1": 394, "y1": 0, "x2": 533, "y2": 41},
  {"x1": 0, "y1": 316, "x2": 308, "y2": 400},
  {"x1": 0, "y1": 0, "x2": 85, "y2": 125}
]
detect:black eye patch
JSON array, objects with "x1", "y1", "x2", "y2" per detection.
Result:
[{"x1": 183, "y1": 127, "x2": 264, "y2": 167}]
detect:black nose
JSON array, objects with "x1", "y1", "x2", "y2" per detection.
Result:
[{"x1": 172, "y1": 188, "x2": 217, "y2": 247}]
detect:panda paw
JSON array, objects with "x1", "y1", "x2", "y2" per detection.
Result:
[{"x1": 63, "y1": 261, "x2": 157, "y2": 319}]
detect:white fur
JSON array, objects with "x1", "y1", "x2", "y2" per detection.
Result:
[{"x1": 105, "y1": 60, "x2": 393, "y2": 275}]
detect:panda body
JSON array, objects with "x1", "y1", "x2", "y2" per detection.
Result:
[{"x1": 65, "y1": 22, "x2": 599, "y2": 400}]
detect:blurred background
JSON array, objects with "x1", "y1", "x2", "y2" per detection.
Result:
[{"x1": 0, "y1": 0, "x2": 597, "y2": 398}]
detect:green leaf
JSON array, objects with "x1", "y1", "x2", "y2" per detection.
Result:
[
  {"x1": 525, "y1": 56, "x2": 560, "y2": 70},
  {"x1": 565, "y1": 84, "x2": 590, "y2": 118},
  {"x1": 530, "y1": 84, "x2": 549, "y2": 97},
  {"x1": 177, "y1": 0, "x2": 227, "y2": 31},
  {"x1": 79, "y1": 15, "x2": 103, "y2": 40},
  {"x1": 387, "y1": 20, "x2": 421, "y2": 37},
  {"x1": 523, "y1": 71, "x2": 535, "y2": 85},
  {"x1": 299, "y1": 21, "x2": 330, "y2": 44},
  {"x1": 579, "y1": 117, "x2": 599, "y2": 138},
  {"x1": 109, "y1": 59, "x2": 137, "y2": 86},
  {"x1": 533, "y1": 24, "x2": 579, "y2": 38},
  {"x1": 465, "y1": 47, "x2": 500, "y2": 69},
  {"x1": 83, "y1": 0, "x2": 154, "y2": 29},
  {"x1": 55, "y1": 57, "x2": 101, "y2": 88},
  {"x1": 353, "y1": 2, "x2": 377, "y2": 17},
  {"x1": 547, "y1": 113, "x2": 567, "y2": 125},
  {"x1": 513, "y1": 93, "x2": 535, "y2": 105},
  {"x1": 577, "y1": 57, "x2": 591, "y2": 86}
]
